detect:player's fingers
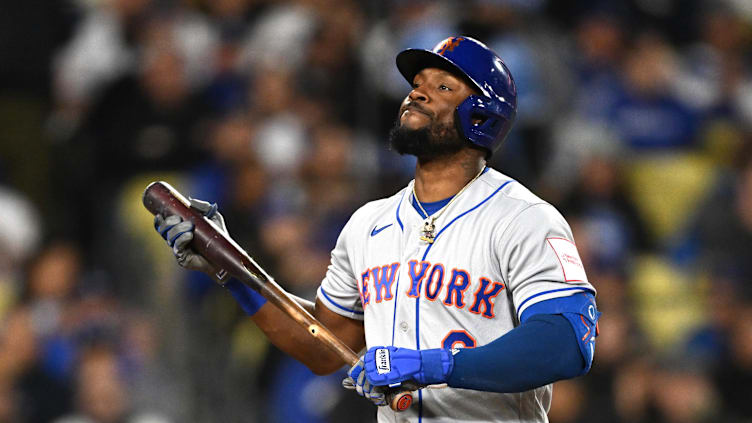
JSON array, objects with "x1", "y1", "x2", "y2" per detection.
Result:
[
  {"x1": 175, "y1": 247, "x2": 211, "y2": 272},
  {"x1": 154, "y1": 214, "x2": 164, "y2": 231},
  {"x1": 210, "y1": 211, "x2": 227, "y2": 233},
  {"x1": 362, "y1": 379, "x2": 376, "y2": 404},
  {"x1": 341, "y1": 377, "x2": 355, "y2": 390},
  {"x1": 370, "y1": 387, "x2": 386, "y2": 406},
  {"x1": 355, "y1": 368, "x2": 367, "y2": 396},
  {"x1": 365, "y1": 381, "x2": 387, "y2": 406},
  {"x1": 167, "y1": 221, "x2": 194, "y2": 248},
  {"x1": 363, "y1": 379, "x2": 372, "y2": 396},
  {"x1": 172, "y1": 228, "x2": 193, "y2": 255},
  {"x1": 157, "y1": 215, "x2": 182, "y2": 239},
  {"x1": 188, "y1": 198, "x2": 227, "y2": 233},
  {"x1": 188, "y1": 198, "x2": 217, "y2": 217},
  {"x1": 175, "y1": 248, "x2": 193, "y2": 268}
]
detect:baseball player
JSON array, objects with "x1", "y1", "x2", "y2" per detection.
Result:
[{"x1": 155, "y1": 36, "x2": 599, "y2": 422}]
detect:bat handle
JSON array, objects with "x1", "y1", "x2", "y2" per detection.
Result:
[{"x1": 387, "y1": 389, "x2": 413, "y2": 411}]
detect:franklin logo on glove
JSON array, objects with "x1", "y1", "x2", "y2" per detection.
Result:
[{"x1": 376, "y1": 348, "x2": 391, "y2": 374}]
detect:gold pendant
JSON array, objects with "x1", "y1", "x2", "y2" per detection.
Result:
[{"x1": 420, "y1": 219, "x2": 435, "y2": 244}]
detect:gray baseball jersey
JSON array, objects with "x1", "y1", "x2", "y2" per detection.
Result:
[{"x1": 318, "y1": 168, "x2": 595, "y2": 423}]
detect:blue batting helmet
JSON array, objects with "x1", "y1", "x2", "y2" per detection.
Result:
[{"x1": 396, "y1": 36, "x2": 517, "y2": 156}]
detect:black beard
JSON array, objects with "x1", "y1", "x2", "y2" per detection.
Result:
[{"x1": 388, "y1": 118, "x2": 467, "y2": 162}]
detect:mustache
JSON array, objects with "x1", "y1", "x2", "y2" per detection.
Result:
[{"x1": 401, "y1": 102, "x2": 433, "y2": 118}]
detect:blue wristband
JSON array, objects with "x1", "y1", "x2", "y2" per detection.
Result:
[
  {"x1": 420, "y1": 349, "x2": 454, "y2": 384},
  {"x1": 224, "y1": 279, "x2": 267, "y2": 316},
  {"x1": 364, "y1": 346, "x2": 454, "y2": 386}
]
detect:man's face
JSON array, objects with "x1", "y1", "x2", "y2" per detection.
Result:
[{"x1": 390, "y1": 67, "x2": 477, "y2": 160}]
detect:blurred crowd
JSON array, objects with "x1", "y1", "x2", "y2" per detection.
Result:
[{"x1": 1, "y1": 0, "x2": 752, "y2": 422}]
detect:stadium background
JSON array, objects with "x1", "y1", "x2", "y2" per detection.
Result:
[{"x1": 1, "y1": 0, "x2": 751, "y2": 421}]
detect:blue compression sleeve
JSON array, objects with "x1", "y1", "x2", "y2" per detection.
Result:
[{"x1": 446, "y1": 313, "x2": 585, "y2": 393}]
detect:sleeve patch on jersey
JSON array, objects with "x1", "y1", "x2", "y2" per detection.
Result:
[{"x1": 546, "y1": 237, "x2": 588, "y2": 283}]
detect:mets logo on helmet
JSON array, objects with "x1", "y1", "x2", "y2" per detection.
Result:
[{"x1": 437, "y1": 37, "x2": 464, "y2": 55}]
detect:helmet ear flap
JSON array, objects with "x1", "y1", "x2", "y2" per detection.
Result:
[
  {"x1": 453, "y1": 107, "x2": 492, "y2": 159},
  {"x1": 456, "y1": 95, "x2": 512, "y2": 155}
]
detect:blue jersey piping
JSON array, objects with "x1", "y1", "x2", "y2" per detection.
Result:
[
  {"x1": 515, "y1": 287, "x2": 595, "y2": 319},
  {"x1": 319, "y1": 288, "x2": 364, "y2": 315}
]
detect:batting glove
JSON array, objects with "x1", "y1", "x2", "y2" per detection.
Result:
[
  {"x1": 364, "y1": 346, "x2": 454, "y2": 387},
  {"x1": 342, "y1": 357, "x2": 387, "y2": 406},
  {"x1": 154, "y1": 198, "x2": 224, "y2": 279},
  {"x1": 154, "y1": 198, "x2": 267, "y2": 316}
]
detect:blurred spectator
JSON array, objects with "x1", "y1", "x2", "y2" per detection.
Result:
[
  {"x1": 249, "y1": 69, "x2": 309, "y2": 178},
  {"x1": 0, "y1": 186, "x2": 41, "y2": 321},
  {"x1": 80, "y1": 40, "x2": 208, "y2": 177},
  {"x1": 55, "y1": 31, "x2": 213, "y2": 250},
  {"x1": 561, "y1": 154, "x2": 653, "y2": 270},
  {"x1": 684, "y1": 279, "x2": 739, "y2": 366},
  {"x1": 547, "y1": 379, "x2": 586, "y2": 423},
  {"x1": 0, "y1": 0, "x2": 76, "y2": 215},
  {"x1": 298, "y1": 4, "x2": 364, "y2": 123},
  {"x1": 714, "y1": 306, "x2": 752, "y2": 420},
  {"x1": 53, "y1": 0, "x2": 153, "y2": 124},
  {"x1": 610, "y1": 34, "x2": 700, "y2": 150},
  {"x1": 671, "y1": 4, "x2": 748, "y2": 115},
  {"x1": 0, "y1": 243, "x2": 81, "y2": 422},
  {"x1": 482, "y1": 5, "x2": 568, "y2": 182},
  {"x1": 360, "y1": 2, "x2": 458, "y2": 101},
  {"x1": 612, "y1": 358, "x2": 654, "y2": 423},
  {"x1": 53, "y1": 0, "x2": 217, "y2": 124},
  {"x1": 0, "y1": 242, "x2": 175, "y2": 422},
  {"x1": 267, "y1": 355, "x2": 372, "y2": 423},
  {"x1": 652, "y1": 365, "x2": 720, "y2": 423},
  {"x1": 571, "y1": 10, "x2": 628, "y2": 124},
  {"x1": 237, "y1": 0, "x2": 319, "y2": 72},
  {"x1": 694, "y1": 154, "x2": 752, "y2": 297},
  {"x1": 54, "y1": 346, "x2": 170, "y2": 423}
]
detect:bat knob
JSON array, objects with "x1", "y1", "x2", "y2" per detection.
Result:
[{"x1": 390, "y1": 391, "x2": 413, "y2": 411}]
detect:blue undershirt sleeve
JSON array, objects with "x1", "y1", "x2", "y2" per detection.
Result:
[
  {"x1": 446, "y1": 313, "x2": 583, "y2": 392},
  {"x1": 224, "y1": 279, "x2": 267, "y2": 316},
  {"x1": 446, "y1": 293, "x2": 599, "y2": 393}
]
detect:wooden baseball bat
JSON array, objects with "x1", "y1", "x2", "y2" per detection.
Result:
[{"x1": 142, "y1": 181, "x2": 414, "y2": 412}]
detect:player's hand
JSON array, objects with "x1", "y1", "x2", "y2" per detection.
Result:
[
  {"x1": 342, "y1": 357, "x2": 387, "y2": 406},
  {"x1": 154, "y1": 199, "x2": 268, "y2": 315},
  {"x1": 154, "y1": 198, "x2": 229, "y2": 283},
  {"x1": 363, "y1": 346, "x2": 454, "y2": 387}
]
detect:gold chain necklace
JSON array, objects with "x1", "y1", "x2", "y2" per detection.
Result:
[{"x1": 413, "y1": 167, "x2": 485, "y2": 244}]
